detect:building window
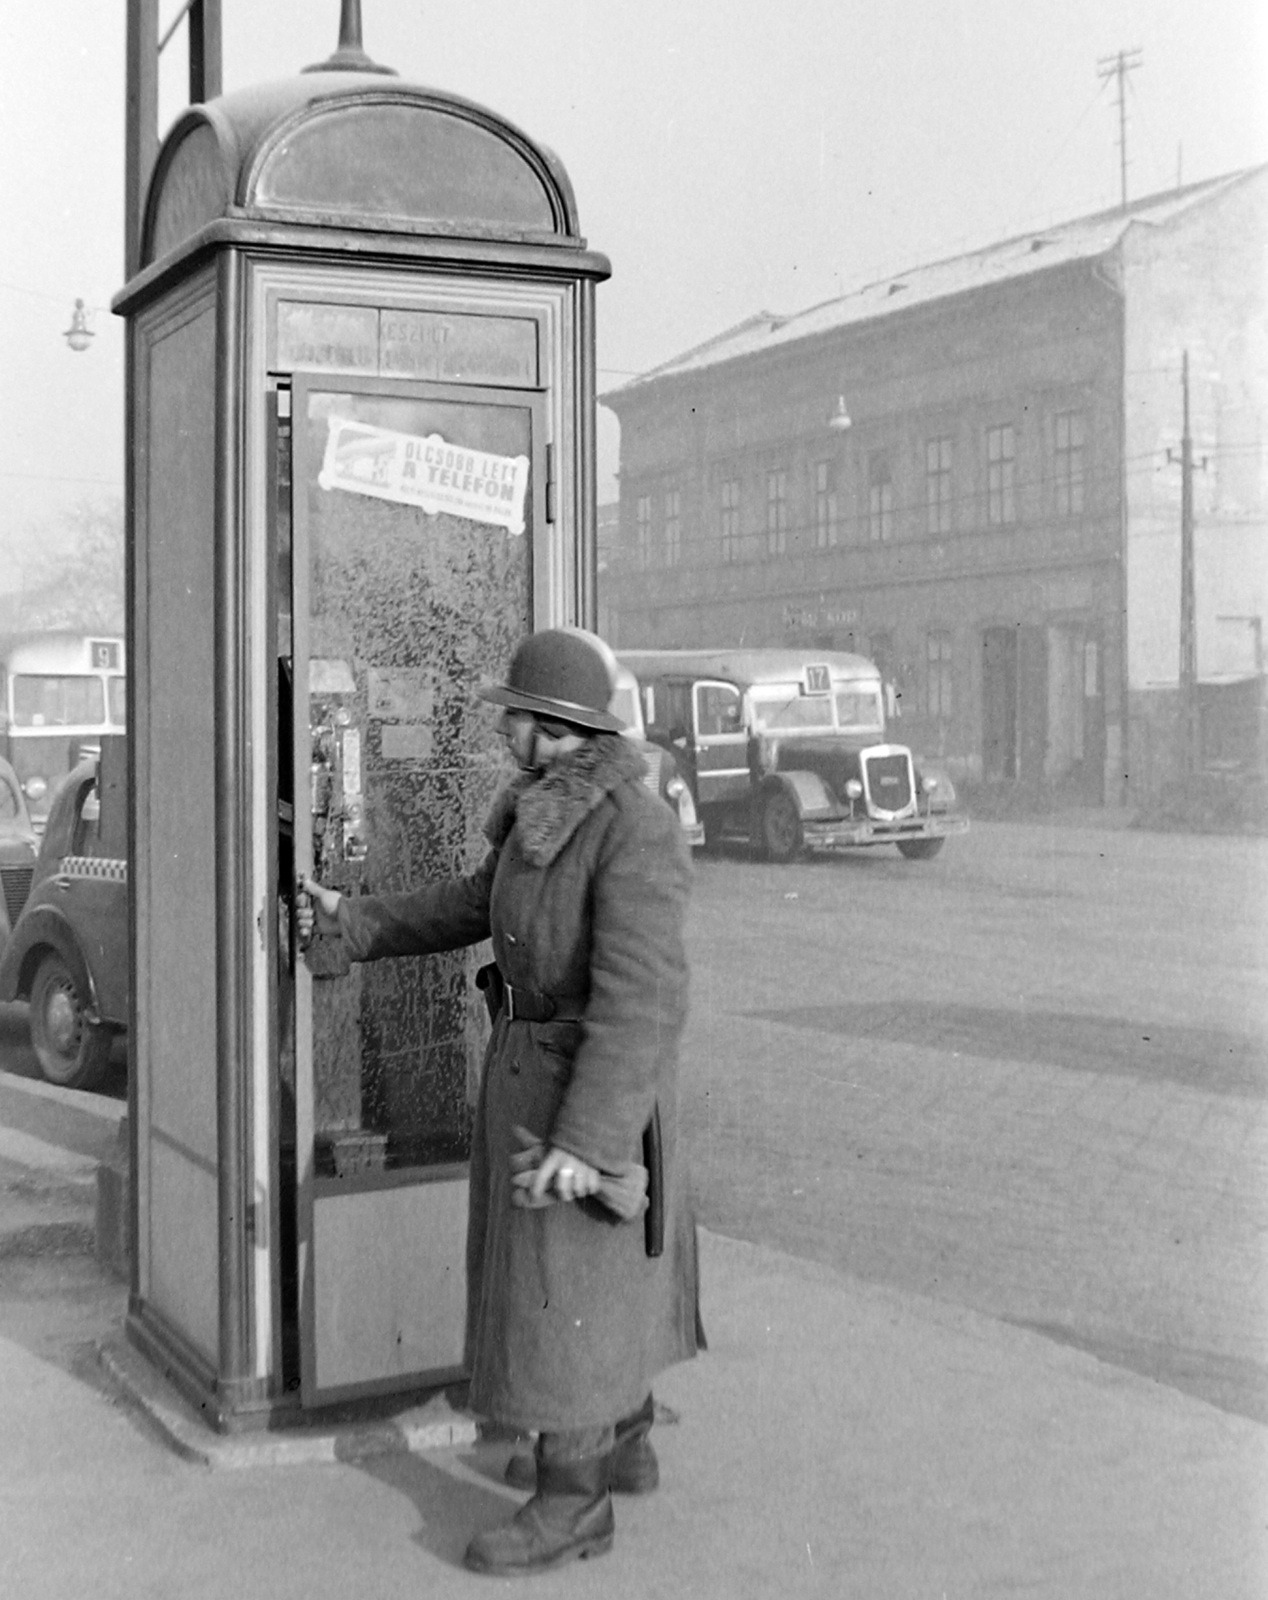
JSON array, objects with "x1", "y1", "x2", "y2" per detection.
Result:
[
  {"x1": 664, "y1": 488, "x2": 682, "y2": 566},
  {"x1": 720, "y1": 478, "x2": 741, "y2": 563},
  {"x1": 813, "y1": 460, "x2": 838, "y2": 548},
  {"x1": 766, "y1": 469, "x2": 788, "y2": 556},
  {"x1": 635, "y1": 495, "x2": 653, "y2": 570},
  {"x1": 926, "y1": 631, "x2": 953, "y2": 720},
  {"x1": 868, "y1": 453, "x2": 894, "y2": 542},
  {"x1": 987, "y1": 424, "x2": 1016, "y2": 525},
  {"x1": 925, "y1": 436, "x2": 953, "y2": 535},
  {"x1": 1053, "y1": 410, "x2": 1085, "y2": 517}
]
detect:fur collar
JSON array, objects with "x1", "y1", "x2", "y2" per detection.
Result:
[{"x1": 484, "y1": 734, "x2": 647, "y2": 867}]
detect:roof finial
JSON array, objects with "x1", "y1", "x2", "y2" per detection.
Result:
[{"x1": 303, "y1": 0, "x2": 397, "y2": 75}]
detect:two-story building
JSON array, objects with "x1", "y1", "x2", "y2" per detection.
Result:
[{"x1": 600, "y1": 167, "x2": 1267, "y2": 806}]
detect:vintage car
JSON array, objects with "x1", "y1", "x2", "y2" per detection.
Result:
[
  {"x1": 618, "y1": 648, "x2": 968, "y2": 862},
  {"x1": 609, "y1": 664, "x2": 705, "y2": 848},
  {"x1": 0, "y1": 735, "x2": 128, "y2": 1089},
  {"x1": 0, "y1": 756, "x2": 40, "y2": 955}
]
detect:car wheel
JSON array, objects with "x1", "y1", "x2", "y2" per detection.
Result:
[
  {"x1": 29, "y1": 952, "x2": 113, "y2": 1091},
  {"x1": 760, "y1": 791, "x2": 803, "y2": 863},
  {"x1": 897, "y1": 836, "x2": 946, "y2": 861}
]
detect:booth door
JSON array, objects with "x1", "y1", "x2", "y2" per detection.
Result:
[{"x1": 290, "y1": 375, "x2": 540, "y2": 1405}]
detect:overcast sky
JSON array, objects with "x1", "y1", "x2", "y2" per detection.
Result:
[{"x1": 1, "y1": 0, "x2": 1264, "y2": 590}]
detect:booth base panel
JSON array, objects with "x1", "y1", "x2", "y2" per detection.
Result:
[{"x1": 305, "y1": 1173, "x2": 469, "y2": 1405}]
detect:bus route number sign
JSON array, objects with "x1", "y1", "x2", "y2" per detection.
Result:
[{"x1": 804, "y1": 664, "x2": 832, "y2": 696}]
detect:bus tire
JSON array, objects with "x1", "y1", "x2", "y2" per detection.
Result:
[
  {"x1": 759, "y1": 790, "x2": 803, "y2": 863},
  {"x1": 29, "y1": 951, "x2": 112, "y2": 1091}
]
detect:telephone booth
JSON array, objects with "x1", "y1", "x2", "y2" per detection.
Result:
[{"x1": 113, "y1": 42, "x2": 609, "y2": 1426}]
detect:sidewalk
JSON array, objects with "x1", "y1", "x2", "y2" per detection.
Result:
[{"x1": 1, "y1": 1096, "x2": 1265, "y2": 1597}]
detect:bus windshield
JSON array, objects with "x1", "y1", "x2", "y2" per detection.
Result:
[
  {"x1": 12, "y1": 674, "x2": 105, "y2": 728},
  {"x1": 834, "y1": 687, "x2": 884, "y2": 733},
  {"x1": 748, "y1": 682, "x2": 885, "y2": 734},
  {"x1": 108, "y1": 675, "x2": 126, "y2": 726},
  {"x1": 750, "y1": 690, "x2": 835, "y2": 732}
]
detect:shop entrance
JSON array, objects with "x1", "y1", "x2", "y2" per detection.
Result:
[{"x1": 982, "y1": 624, "x2": 1048, "y2": 785}]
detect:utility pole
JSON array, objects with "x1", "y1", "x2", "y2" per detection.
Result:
[
  {"x1": 1097, "y1": 47, "x2": 1143, "y2": 211},
  {"x1": 125, "y1": 0, "x2": 223, "y2": 280},
  {"x1": 1167, "y1": 352, "x2": 1209, "y2": 777}
]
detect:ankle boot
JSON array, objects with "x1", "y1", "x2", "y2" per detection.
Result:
[
  {"x1": 466, "y1": 1447, "x2": 615, "y2": 1576},
  {"x1": 505, "y1": 1394, "x2": 659, "y2": 1495}
]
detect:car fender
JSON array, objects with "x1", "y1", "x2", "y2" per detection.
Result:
[
  {"x1": 765, "y1": 770, "x2": 837, "y2": 820},
  {"x1": 0, "y1": 905, "x2": 100, "y2": 1019}
]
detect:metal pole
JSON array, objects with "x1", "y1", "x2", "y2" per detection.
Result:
[
  {"x1": 125, "y1": 0, "x2": 223, "y2": 279},
  {"x1": 1179, "y1": 351, "x2": 1198, "y2": 775},
  {"x1": 189, "y1": 0, "x2": 223, "y2": 102},
  {"x1": 125, "y1": 0, "x2": 159, "y2": 281},
  {"x1": 1097, "y1": 49, "x2": 1142, "y2": 212}
]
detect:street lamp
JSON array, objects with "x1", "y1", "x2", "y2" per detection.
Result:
[
  {"x1": 828, "y1": 394, "x2": 852, "y2": 432},
  {"x1": 63, "y1": 298, "x2": 94, "y2": 353}
]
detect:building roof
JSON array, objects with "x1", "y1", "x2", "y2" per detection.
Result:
[{"x1": 604, "y1": 168, "x2": 1260, "y2": 397}]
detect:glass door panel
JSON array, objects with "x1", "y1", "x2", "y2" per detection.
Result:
[{"x1": 290, "y1": 375, "x2": 540, "y2": 1403}]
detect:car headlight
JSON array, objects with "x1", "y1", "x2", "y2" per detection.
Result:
[
  {"x1": 665, "y1": 776, "x2": 685, "y2": 800},
  {"x1": 23, "y1": 776, "x2": 48, "y2": 801},
  {"x1": 845, "y1": 778, "x2": 863, "y2": 800}
]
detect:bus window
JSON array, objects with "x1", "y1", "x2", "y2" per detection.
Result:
[
  {"x1": 695, "y1": 683, "x2": 742, "y2": 737},
  {"x1": 834, "y1": 687, "x2": 884, "y2": 733},
  {"x1": 13, "y1": 675, "x2": 105, "y2": 727},
  {"x1": 108, "y1": 676, "x2": 127, "y2": 726}
]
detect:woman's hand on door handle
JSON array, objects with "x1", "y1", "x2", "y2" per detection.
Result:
[{"x1": 296, "y1": 876, "x2": 342, "y2": 947}]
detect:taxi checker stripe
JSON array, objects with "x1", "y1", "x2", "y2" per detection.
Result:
[{"x1": 59, "y1": 856, "x2": 128, "y2": 883}]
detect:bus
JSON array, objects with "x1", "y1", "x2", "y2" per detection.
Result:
[
  {"x1": 0, "y1": 633, "x2": 126, "y2": 831},
  {"x1": 618, "y1": 647, "x2": 967, "y2": 862}
]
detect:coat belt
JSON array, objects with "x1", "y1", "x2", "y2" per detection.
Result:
[{"x1": 476, "y1": 963, "x2": 586, "y2": 1024}]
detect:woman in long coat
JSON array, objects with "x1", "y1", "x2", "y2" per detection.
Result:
[{"x1": 301, "y1": 628, "x2": 700, "y2": 1576}]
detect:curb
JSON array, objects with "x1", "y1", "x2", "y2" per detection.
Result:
[
  {"x1": 0, "y1": 1071, "x2": 127, "y2": 1124},
  {"x1": 98, "y1": 1335, "x2": 478, "y2": 1469},
  {"x1": 0, "y1": 1219, "x2": 97, "y2": 1259}
]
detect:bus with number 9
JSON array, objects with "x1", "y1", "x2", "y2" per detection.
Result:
[{"x1": 0, "y1": 633, "x2": 126, "y2": 832}]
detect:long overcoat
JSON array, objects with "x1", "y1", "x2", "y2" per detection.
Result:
[{"x1": 336, "y1": 733, "x2": 701, "y2": 1431}]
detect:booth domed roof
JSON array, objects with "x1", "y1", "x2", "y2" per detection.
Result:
[{"x1": 143, "y1": 70, "x2": 582, "y2": 268}]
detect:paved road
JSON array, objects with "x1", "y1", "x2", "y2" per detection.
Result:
[
  {"x1": 678, "y1": 818, "x2": 1268, "y2": 1423},
  {"x1": 2, "y1": 815, "x2": 1264, "y2": 1429}
]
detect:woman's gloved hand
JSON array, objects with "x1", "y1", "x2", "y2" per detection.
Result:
[
  {"x1": 510, "y1": 1126, "x2": 647, "y2": 1219},
  {"x1": 531, "y1": 1145, "x2": 601, "y2": 1204},
  {"x1": 296, "y1": 877, "x2": 342, "y2": 948}
]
